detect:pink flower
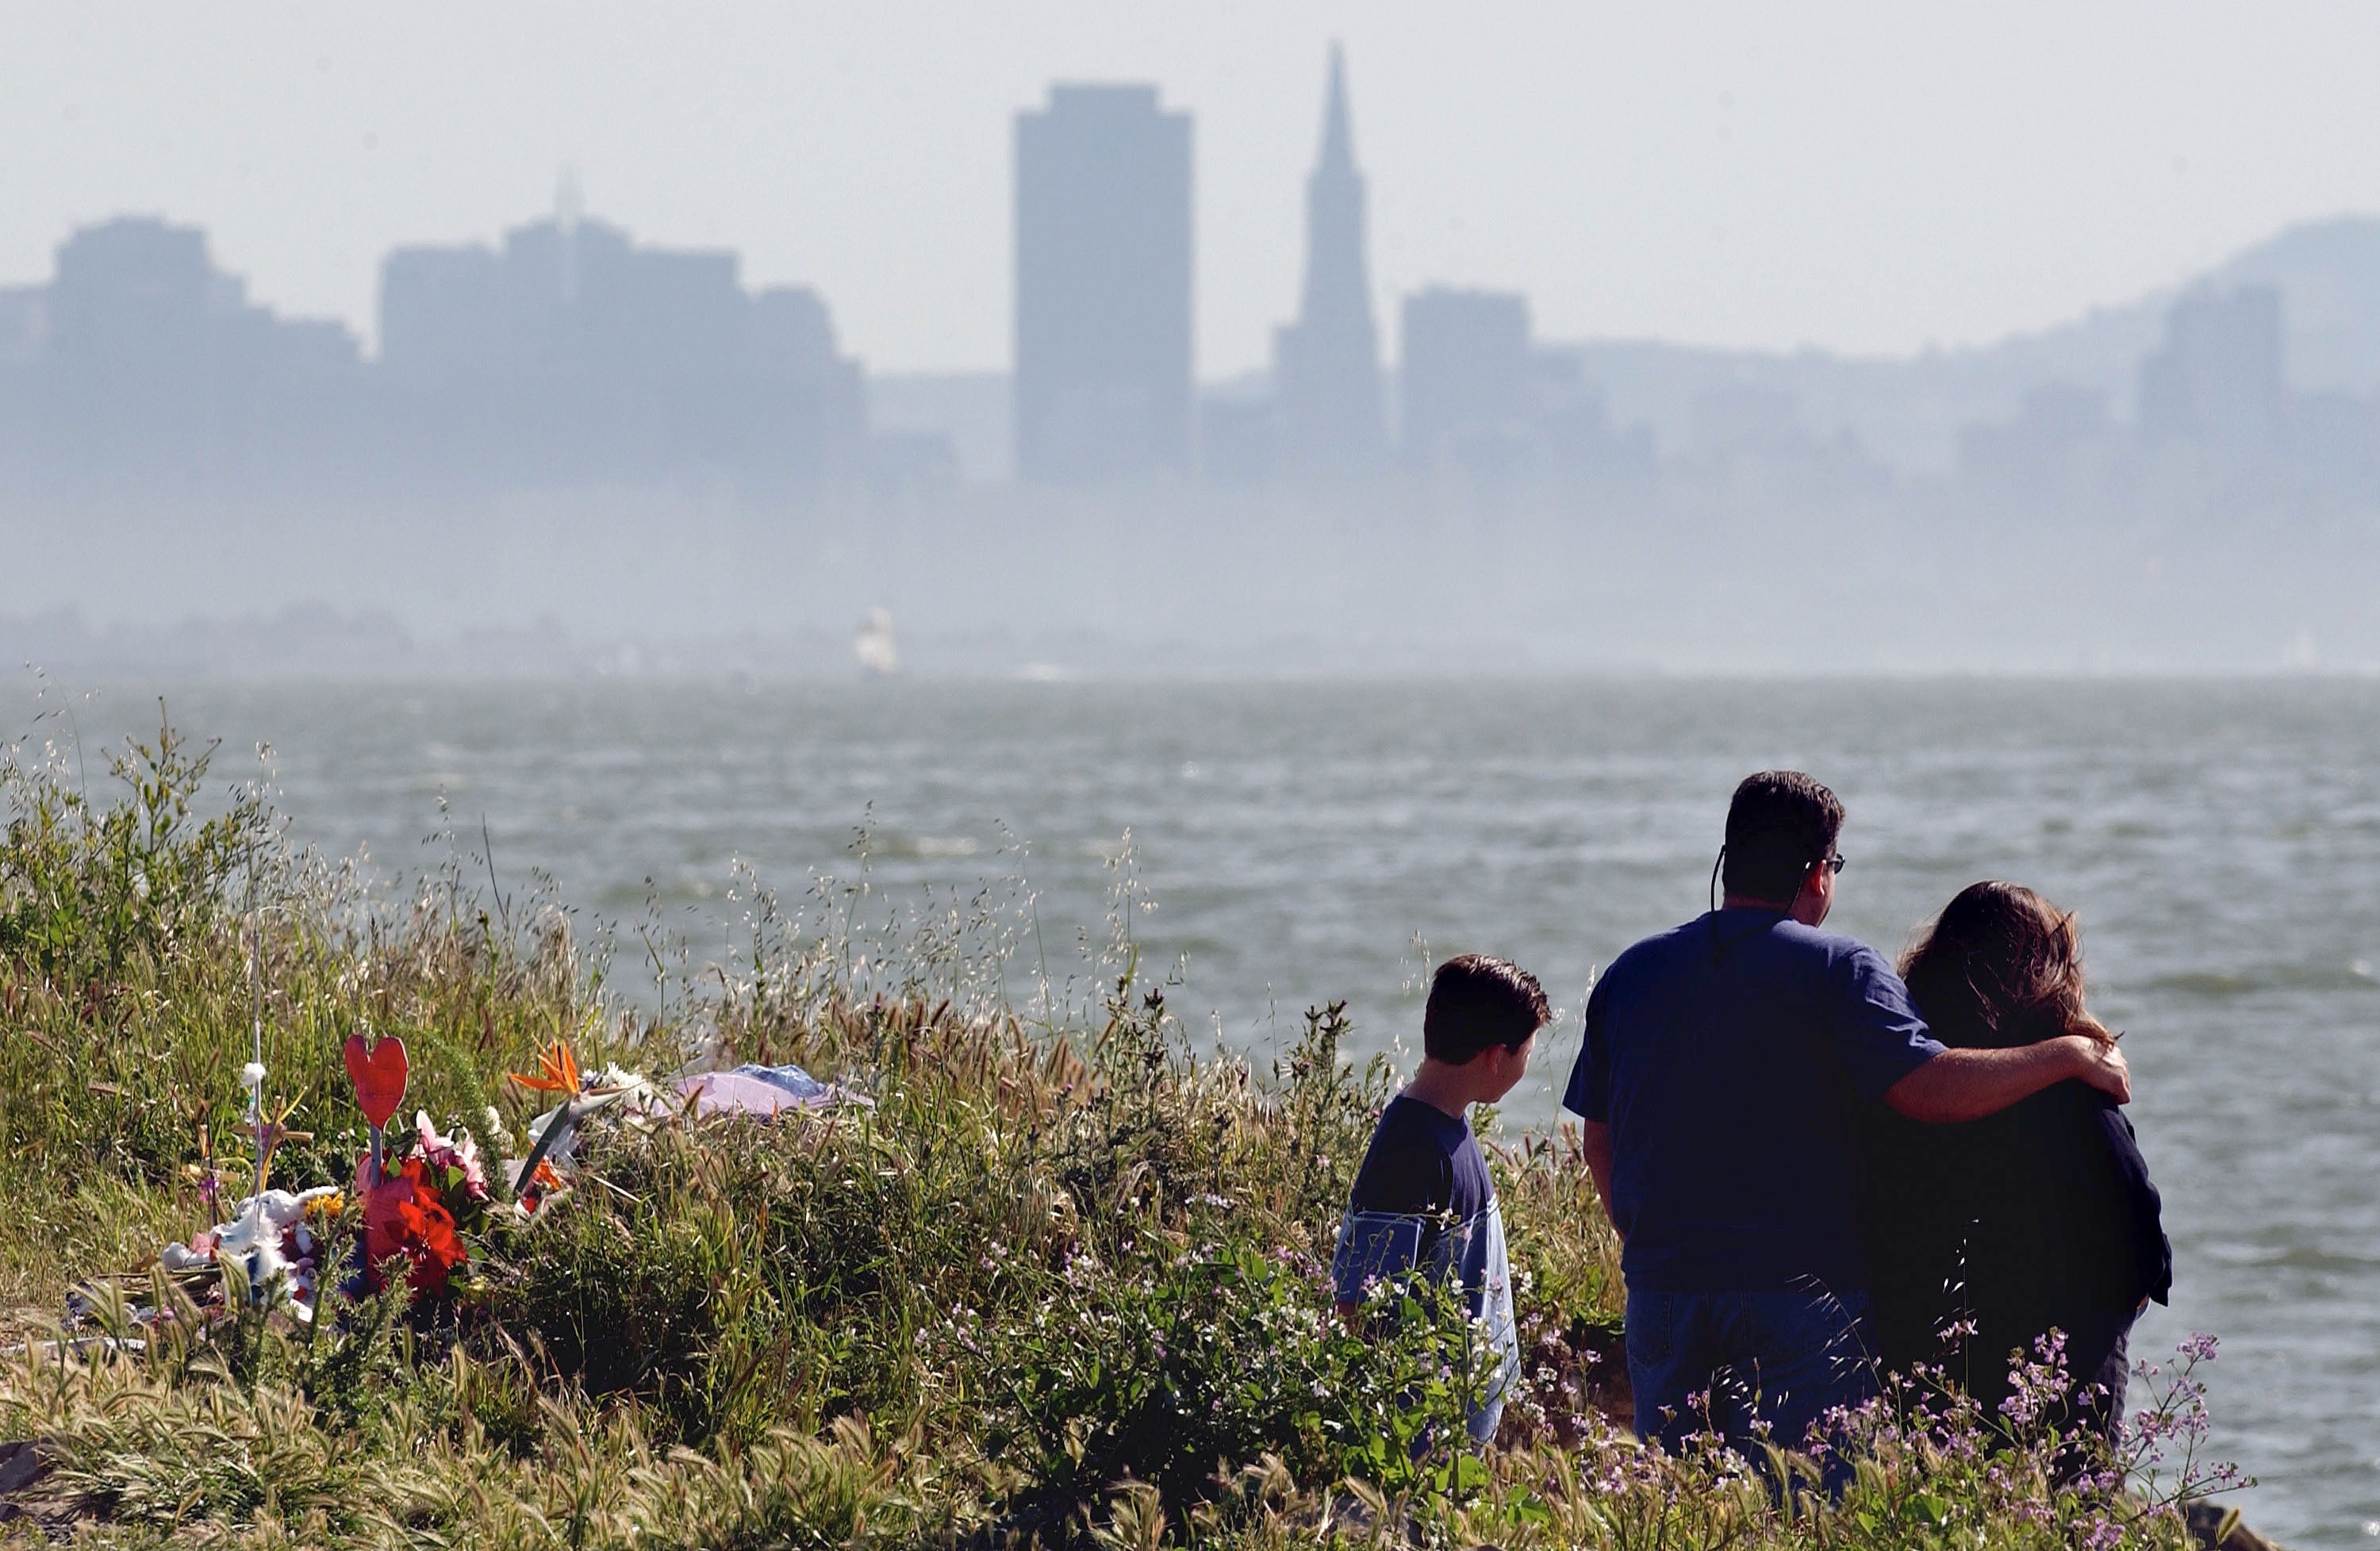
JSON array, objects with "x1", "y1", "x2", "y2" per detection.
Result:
[{"x1": 413, "y1": 1111, "x2": 489, "y2": 1201}]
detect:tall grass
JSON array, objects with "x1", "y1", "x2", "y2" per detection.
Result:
[
  {"x1": 0, "y1": 714, "x2": 2232, "y2": 1548},
  {"x1": 0, "y1": 711, "x2": 656, "y2": 1319}
]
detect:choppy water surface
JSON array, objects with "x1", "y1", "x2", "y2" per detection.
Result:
[{"x1": 13, "y1": 677, "x2": 2378, "y2": 1544}]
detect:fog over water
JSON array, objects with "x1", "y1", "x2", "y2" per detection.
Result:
[{"x1": 9, "y1": 674, "x2": 2374, "y2": 1544}]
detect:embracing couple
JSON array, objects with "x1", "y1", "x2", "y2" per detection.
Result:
[
  {"x1": 1569, "y1": 770, "x2": 2172, "y2": 1456},
  {"x1": 1331, "y1": 769, "x2": 2170, "y2": 1464}
]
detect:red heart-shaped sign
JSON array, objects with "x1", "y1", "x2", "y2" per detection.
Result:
[{"x1": 343, "y1": 1032, "x2": 409, "y2": 1130}]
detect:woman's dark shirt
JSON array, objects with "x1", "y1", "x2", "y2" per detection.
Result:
[{"x1": 1860, "y1": 1013, "x2": 2172, "y2": 1400}]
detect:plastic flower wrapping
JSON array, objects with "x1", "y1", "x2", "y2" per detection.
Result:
[{"x1": 158, "y1": 1184, "x2": 344, "y2": 1322}]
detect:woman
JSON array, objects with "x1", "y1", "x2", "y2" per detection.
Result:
[{"x1": 1863, "y1": 881, "x2": 2172, "y2": 1439}]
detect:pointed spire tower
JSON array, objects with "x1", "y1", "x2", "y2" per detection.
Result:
[{"x1": 1273, "y1": 43, "x2": 1387, "y2": 475}]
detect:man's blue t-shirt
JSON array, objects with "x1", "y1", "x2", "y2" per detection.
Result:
[{"x1": 1564, "y1": 908, "x2": 1944, "y2": 1293}]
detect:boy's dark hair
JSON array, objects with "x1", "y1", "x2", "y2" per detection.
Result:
[
  {"x1": 1423, "y1": 954, "x2": 1549, "y2": 1063},
  {"x1": 1722, "y1": 770, "x2": 1844, "y2": 904}
]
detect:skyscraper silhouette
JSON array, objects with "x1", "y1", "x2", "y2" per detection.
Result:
[
  {"x1": 1401, "y1": 287, "x2": 1533, "y2": 472},
  {"x1": 1273, "y1": 44, "x2": 1386, "y2": 476},
  {"x1": 377, "y1": 204, "x2": 863, "y2": 495},
  {"x1": 1013, "y1": 84, "x2": 1194, "y2": 483},
  {"x1": 14, "y1": 217, "x2": 365, "y2": 490}
]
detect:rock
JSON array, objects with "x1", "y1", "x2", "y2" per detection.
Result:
[
  {"x1": 0, "y1": 1437, "x2": 88, "y2": 1541},
  {"x1": 2186, "y1": 1500, "x2": 2284, "y2": 1550},
  {"x1": 0, "y1": 1439, "x2": 48, "y2": 1497}
]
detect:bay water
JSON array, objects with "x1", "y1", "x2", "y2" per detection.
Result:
[{"x1": 13, "y1": 676, "x2": 2376, "y2": 1545}]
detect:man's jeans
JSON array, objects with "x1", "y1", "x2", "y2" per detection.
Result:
[{"x1": 1626, "y1": 1280, "x2": 1879, "y2": 1465}]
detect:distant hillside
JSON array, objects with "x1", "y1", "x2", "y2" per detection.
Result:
[
  {"x1": 1557, "y1": 214, "x2": 2380, "y2": 473},
  {"x1": 2205, "y1": 215, "x2": 2380, "y2": 393}
]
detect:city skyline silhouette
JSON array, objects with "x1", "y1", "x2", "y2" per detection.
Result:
[
  {"x1": 13, "y1": 5, "x2": 2380, "y2": 375},
  {"x1": 6, "y1": 26, "x2": 2380, "y2": 674}
]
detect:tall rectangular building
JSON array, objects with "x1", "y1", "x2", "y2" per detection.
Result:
[
  {"x1": 1015, "y1": 84, "x2": 1192, "y2": 482},
  {"x1": 1400, "y1": 288, "x2": 1533, "y2": 470}
]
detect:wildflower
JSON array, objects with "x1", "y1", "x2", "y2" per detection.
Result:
[
  {"x1": 183, "y1": 1161, "x2": 226, "y2": 1210},
  {"x1": 2074, "y1": 1514, "x2": 2125, "y2": 1550}
]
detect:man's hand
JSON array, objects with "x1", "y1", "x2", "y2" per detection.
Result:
[
  {"x1": 2066, "y1": 1035, "x2": 2131, "y2": 1104},
  {"x1": 1885, "y1": 1035, "x2": 2129, "y2": 1124}
]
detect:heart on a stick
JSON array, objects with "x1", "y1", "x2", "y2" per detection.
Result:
[{"x1": 343, "y1": 1033, "x2": 409, "y2": 1130}]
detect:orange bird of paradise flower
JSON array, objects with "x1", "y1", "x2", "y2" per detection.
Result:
[{"x1": 506, "y1": 1038, "x2": 582, "y2": 1097}]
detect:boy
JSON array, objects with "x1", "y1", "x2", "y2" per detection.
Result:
[{"x1": 1332, "y1": 954, "x2": 1547, "y2": 1444}]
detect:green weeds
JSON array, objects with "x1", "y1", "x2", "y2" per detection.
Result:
[{"x1": 0, "y1": 714, "x2": 2232, "y2": 1549}]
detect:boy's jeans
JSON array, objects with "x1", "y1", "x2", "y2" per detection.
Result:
[{"x1": 1625, "y1": 1280, "x2": 1878, "y2": 1467}]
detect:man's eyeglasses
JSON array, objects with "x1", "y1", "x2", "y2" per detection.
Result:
[{"x1": 1817, "y1": 854, "x2": 1848, "y2": 876}]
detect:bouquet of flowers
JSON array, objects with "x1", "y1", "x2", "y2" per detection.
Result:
[{"x1": 356, "y1": 1111, "x2": 487, "y2": 1298}]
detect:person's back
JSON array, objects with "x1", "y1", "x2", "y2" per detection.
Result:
[
  {"x1": 1867, "y1": 1083, "x2": 2158, "y2": 1370},
  {"x1": 1567, "y1": 773, "x2": 2136, "y2": 1469},
  {"x1": 1861, "y1": 882, "x2": 2171, "y2": 1436},
  {"x1": 1583, "y1": 909, "x2": 1936, "y2": 1296},
  {"x1": 1333, "y1": 954, "x2": 1547, "y2": 1446}
]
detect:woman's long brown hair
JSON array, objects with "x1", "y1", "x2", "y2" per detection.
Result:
[{"x1": 1899, "y1": 880, "x2": 2115, "y2": 1050}]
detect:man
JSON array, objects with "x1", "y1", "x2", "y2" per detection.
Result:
[{"x1": 1564, "y1": 771, "x2": 2131, "y2": 1460}]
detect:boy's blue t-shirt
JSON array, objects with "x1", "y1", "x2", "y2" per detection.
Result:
[
  {"x1": 1331, "y1": 1095, "x2": 1520, "y2": 1442},
  {"x1": 1564, "y1": 907, "x2": 1944, "y2": 1294}
]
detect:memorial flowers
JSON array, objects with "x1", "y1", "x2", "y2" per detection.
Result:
[
  {"x1": 356, "y1": 1111, "x2": 491, "y2": 1296},
  {"x1": 359, "y1": 1152, "x2": 468, "y2": 1297},
  {"x1": 137, "y1": 1028, "x2": 501, "y2": 1312},
  {"x1": 156, "y1": 1183, "x2": 344, "y2": 1321}
]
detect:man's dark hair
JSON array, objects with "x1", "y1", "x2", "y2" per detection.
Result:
[
  {"x1": 1722, "y1": 771, "x2": 1844, "y2": 904},
  {"x1": 1423, "y1": 954, "x2": 1550, "y2": 1064}
]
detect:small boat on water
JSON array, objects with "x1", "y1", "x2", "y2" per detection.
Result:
[{"x1": 854, "y1": 607, "x2": 899, "y2": 676}]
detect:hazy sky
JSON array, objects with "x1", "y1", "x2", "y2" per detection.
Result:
[{"x1": 9, "y1": 2, "x2": 2380, "y2": 377}]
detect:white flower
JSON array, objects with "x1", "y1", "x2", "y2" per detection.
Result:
[{"x1": 240, "y1": 1062, "x2": 267, "y2": 1089}]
